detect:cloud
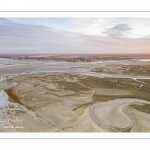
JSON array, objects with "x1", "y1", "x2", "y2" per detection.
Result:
[
  {"x1": 103, "y1": 23, "x2": 132, "y2": 38},
  {"x1": 112, "y1": 24, "x2": 132, "y2": 31},
  {"x1": 0, "y1": 18, "x2": 150, "y2": 54},
  {"x1": 8, "y1": 18, "x2": 150, "y2": 38}
]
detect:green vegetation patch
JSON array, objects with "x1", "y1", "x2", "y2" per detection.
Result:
[
  {"x1": 79, "y1": 76, "x2": 150, "y2": 102},
  {"x1": 131, "y1": 104, "x2": 150, "y2": 114},
  {"x1": 57, "y1": 81, "x2": 90, "y2": 92}
]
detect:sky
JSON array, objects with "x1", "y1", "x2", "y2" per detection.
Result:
[{"x1": 0, "y1": 18, "x2": 150, "y2": 54}]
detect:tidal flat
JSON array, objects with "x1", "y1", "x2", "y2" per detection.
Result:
[{"x1": 0, "y1": 58, "x2": 150, "y2": 132}]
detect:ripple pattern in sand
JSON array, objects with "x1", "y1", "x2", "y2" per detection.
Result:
[{"x1": 90, "y1": 98, "x2": 150, "y2": 132}]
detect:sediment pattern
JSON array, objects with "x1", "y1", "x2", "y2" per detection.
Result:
[
  {"x1": 90, "y1": 98, "x2": 150, "y2": 132},
  {"x1": 0, "y1": 59, "x2": 150, "y2": 132}
]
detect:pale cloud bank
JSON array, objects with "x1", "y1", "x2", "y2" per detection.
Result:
[{"x1": 0, "y1": 18, "x2": 150, "y2": 54}]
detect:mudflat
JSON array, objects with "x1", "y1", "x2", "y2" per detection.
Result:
[{"x1": 0, "y1": 59, "x2": 150, "y2": 132}]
